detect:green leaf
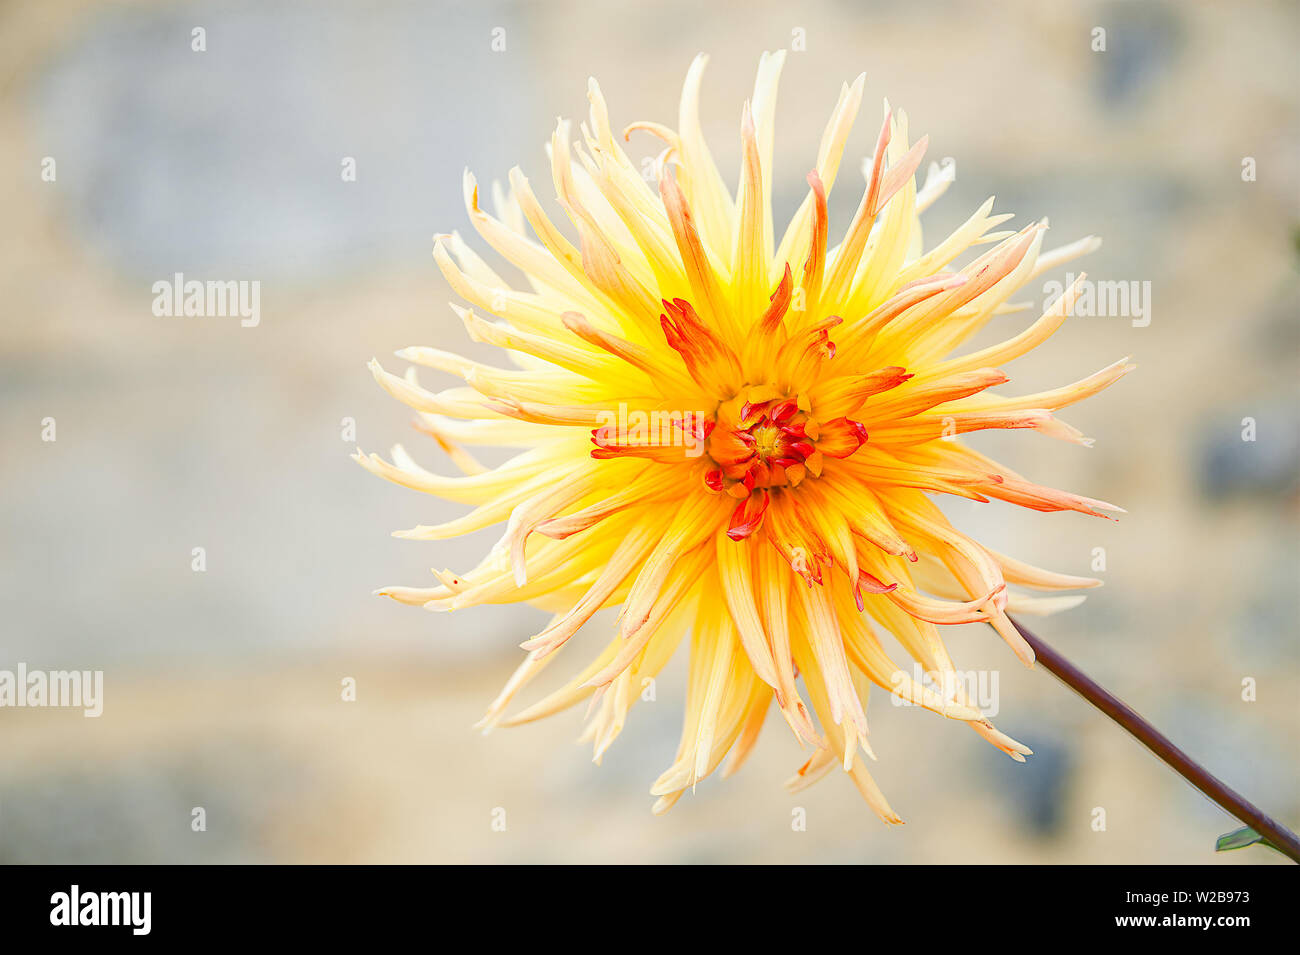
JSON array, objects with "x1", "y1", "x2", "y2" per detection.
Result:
[
  {"x1": 1215, "y1": 826, "x2": 1263, "y2": 851},
  {"x1": 1215, "y1": 826, "x2": 1283, "y2": 854}
]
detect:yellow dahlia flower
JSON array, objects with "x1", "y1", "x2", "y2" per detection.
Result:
[{"x1": 357, "y1": 52, "x2": 1131, "y2": 821}]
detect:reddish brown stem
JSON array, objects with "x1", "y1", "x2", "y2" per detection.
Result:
[{"x1": 1009, "y1": 616, "x2": 1299, "y2": 863}]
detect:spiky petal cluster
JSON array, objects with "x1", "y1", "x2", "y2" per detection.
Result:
[{"x1": 357, "y1": 52, "x2": 1131, "y2": 820}]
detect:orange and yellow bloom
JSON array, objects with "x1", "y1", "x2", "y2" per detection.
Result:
[{"x1": 357, "y1": 52, "x2": 1130, "y2": 821}]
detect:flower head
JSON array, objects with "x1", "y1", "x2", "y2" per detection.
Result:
[{"x1": 357, "y1": 52, "x2": 1130, "y2": 820}]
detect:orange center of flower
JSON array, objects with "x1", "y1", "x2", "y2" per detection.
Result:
[
  {"x1": 707, "y1": 396, "x2": 818, "y2": 490},
  {"x1": 587, "y1": 281, "x2": 882, "y2": 543},
  {"x1": 703, "y1": 391, "x2": 868, "y2": 541}
]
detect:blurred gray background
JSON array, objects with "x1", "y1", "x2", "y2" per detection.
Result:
[{"x1": 0, "y1": 0, "x2": 1296, "y2": 863}]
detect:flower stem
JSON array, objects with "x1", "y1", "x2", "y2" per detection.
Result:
[{"x1": 1008, "y1": 616, "x2": 1300, "y2": 863}]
